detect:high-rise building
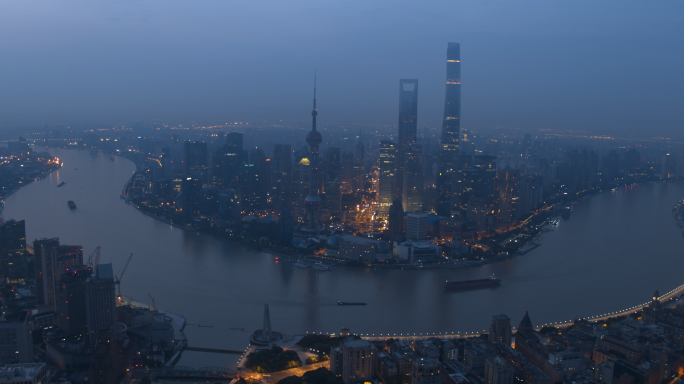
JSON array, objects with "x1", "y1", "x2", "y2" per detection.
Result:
[
  {"x1": 212, "y1": 133, "x2": 245, "y2": 189},
  {"x1": 272, "y1": 144, "x2": 292, "y2": 207},
  {"x1": 0, "y1": 312, "x2": 33, "y2": 363},
  {"x1": 402, "y1": 143, "x2": 423, "y2": 212},
  {"x1": 161, "y1": 147, "x2": 174, "y2": 178},
  {"x1": 406, "y1": 212, "x2": 428, "y2": 241},
  {"x1": 410, "y1": 358, "x2": 441, "y2": 384},
  {"x1": 304, "y1": 79, "x2": 323, "y2": 232},
  {"x1": 181, "y1": 177, "x2": 203, "y2": 215},
  {"x1": 340, "y1": 339, "x2": 377, "y2": 384},
  {"x1": 387, "y1": 197, "x2": 404, "y2": 242},
  {"x1": 340, "y1": 151, "x2": 354, "y2": 193},
  {"x1": 436, "y1": 43, "x2": 461, "y2": 218},
  {"x1": 397, "y1": 79, "x2": 419, "y2": 198},
  {"x1": 56, "y1": 265, "x2": 92, "y2": 334},
  {"x1": 474, "y1": 155, "x2": 497, "y2": 206},
  {"x1": 488, "y1": 315, "x2": 512, "y2": 346},
  {"x1": 240, "y1": 163, "x2": 266, "y2": 214},
  {"x1": 89, "y1": 330, "x2": 126, "y2": 384},
  {"x1": 0, "y1": 220, "x2": 27, "y2": 284},
  {"x1": 86, "y1": 264, "x2": 116, "y2": 345},
  {"x1": 33, "y1": 238, "x2": 60, "y2": 306},
  {"x1": 0, "y1": 363, "x2": 50, "y2": 384},
  {"x1": 325, "y1": 148, "x2": 342, "y2": 211},
  {"x1": 183, "y1": 141, "x2": 208, "y2": 180},
  {"x1": 495, "y1": 167, "x2": 519, "y2": 227},
  {"x1": 378, "y1": 140, "x2": 397, "y2": 216},
  {"x1": 291, "y1": 151, "x2": 312, "y2": 218}
]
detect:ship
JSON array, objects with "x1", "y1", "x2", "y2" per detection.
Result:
[
  {"x1": 338, "y1": 302, "x2": 367, "y2": 306},
  {"x1": 68, "y1": 201, "x2": 76, "y2": 210},
  {"x1": 294, "y1": 261, "x2": 310, "y2": 268},
  {"x1": 57, "y1": 181, "x2": 66, "y2": 187},
  {"x1": 444, "y1": 274, "x2": 501, "y2": 291},
  {"x1": 312, "y1": 262, "x2": 332, "y2": 271}
]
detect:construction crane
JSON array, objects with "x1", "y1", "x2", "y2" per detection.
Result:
[
  {"x1": 115, "y1": 253, "x2": 133, "y2": 297},
  {"x1": 148, "y1": 293, "x2": 156, "y2": 311},
  {"x1": 87, "y1": 246, "x2": 101, "y2": 268}
]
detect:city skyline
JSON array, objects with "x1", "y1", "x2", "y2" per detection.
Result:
[{"x1": 1, "y1": 2, "x2": 683, "y2": 136}]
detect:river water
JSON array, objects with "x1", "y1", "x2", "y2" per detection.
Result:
[{"x1": 4, "y1": 148, "x2": 684, "y2": 368}]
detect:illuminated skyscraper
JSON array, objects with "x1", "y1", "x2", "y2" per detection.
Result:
[
  {"x1": 396, "y1": 79, "x2": 419, "y2": 198},
  {"x1": 402, "y1": 143, "x2": 423, "y2": 212},
  {"x1": 436, "y1": 43, "x2": 461, "y2": 217},
  {"x1": 378, "y1": 140, "x2": 397, "y2": 216},
  {"x1": 304, "y1": 77, "x2": 323, "y2": 232}
]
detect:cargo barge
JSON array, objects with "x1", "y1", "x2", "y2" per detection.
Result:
[{"x1": 444, "y1": 274, "x2": 500, "y2": 290}]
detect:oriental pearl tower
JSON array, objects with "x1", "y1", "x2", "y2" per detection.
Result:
[{"x1": 304, "y1": 75, "x2": 322, "y2": 233}]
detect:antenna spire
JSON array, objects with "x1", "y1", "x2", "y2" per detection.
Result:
[{"x1": 313, "y1": 71, "x2": 317, "y2": 109}]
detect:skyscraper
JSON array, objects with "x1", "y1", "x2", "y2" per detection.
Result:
[
  {"x1": 0, "y1": 220, "x2": 27, "y2": 284},
  {"x1": 436, "y1": 43, "x2": 461, "y2": 218},
  {"x1": 33, "y1": 237, "x2": 60, "y2": 306},
  {"x1": 402, "y1": 143, "x2": 423, "y2": 212},
  {"x1": 86, "y1": 264, "x2": 116, "y2": 345},
  {"x1": 183, "y1": 141, "x2": 208, "y2": 180},
  {"x1": 397, "y1": 79, "x2": 419, "y2": 198},
  {"x1": 272, "y1": 144, "x2": 292, "y2": 207},
  {"x1": 378, "y1": 140, "x2": 397, "y2": 216},
  {"x1": 56, "y1": 265, "x2": 91, "y2": 334},
  {"x1": 304, "y1": 77, "x2": 323, "y2": 232}
]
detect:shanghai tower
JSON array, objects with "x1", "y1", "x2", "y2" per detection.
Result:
[{"x1": 436, "y1": 42, "x2": 461, "y2": 218}]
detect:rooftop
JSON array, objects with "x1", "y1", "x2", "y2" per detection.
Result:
[{"x1": 0, "y1": 364, "x2": 46, "y2": 381}]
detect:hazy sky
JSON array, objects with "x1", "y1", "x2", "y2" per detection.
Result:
[{"x1": 1, "y1": 1, "x2": 683, "y2": 136}]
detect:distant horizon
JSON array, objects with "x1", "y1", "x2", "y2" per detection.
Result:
[{"x1": 1, "y1": 1, "x2": 683, "y2": 136}]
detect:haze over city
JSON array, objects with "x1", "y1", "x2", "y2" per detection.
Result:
[{"x1": 1, "y1": 1, "x2": 683, "y2": 136}]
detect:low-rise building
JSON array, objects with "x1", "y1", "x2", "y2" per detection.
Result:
[
  {"x1": 410, "y1": 358, "x2": 440, "y2": 384},
  {"x1": 0, "y1": 364, "x2": 50, "y2": 384}
]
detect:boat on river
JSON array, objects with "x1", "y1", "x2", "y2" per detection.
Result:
[
  {"x1": 57, "y1": 181, "x2": 66, "y2": 187},
  {"x1": 444, "y1": 274, "x2": 500, "y2": 291},
  {"x1": 294, "y1": 261, "x2": 310, "y2": 268},
  {"x1": 338, "y1": 302, "x2": 367, "y2": 306},
  {"x1": 68, "y1": 201, "x2": 76, "y2": 210},
  {"x1": 312, "y1": 262, "x2": 332, "y2": 271}
]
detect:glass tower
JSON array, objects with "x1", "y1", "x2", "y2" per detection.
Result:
[
  {"x1": 396, "y1": 79, "x2": 419, "y2": 199},
  {"x1": 436, "y1": 42, "x2": 461, "y2": 217}
]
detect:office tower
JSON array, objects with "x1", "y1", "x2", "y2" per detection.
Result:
[
  {"x1": 56, "y1": 265, "x2": 92, "y2": 334},
  {"x1": 410, "y1": 358, "x2": 441, "y2": 384},
  {"x1": 213, "y1": 133, "x2": 245, "y2": 189},
  {"x1": 219, "y1": 189, "x2": 241, "y2": 218},
  {"x1": 86, "y1": 264, "x2": 116, "y2": 345},
  {"x1": 402, "y1": 143, "x2": 423, "y2": 212},
  {"x1": 89, "y1": 330, "x2": 126, "y2": 384},
  {"x1": 387, "y1": 197, "x2": 404, "y2": 242},
  {"x1": 355, "y1": 133, "x2": 364, "y2": 162},
  {"x1": 436, "y1": 43, "x2": 461, "y2": 218},
  {"x1": 250, "y1": 148, "x2": 271, "y2": 195},
  {"x1": 291, "y1": 147, "x2": 312, "y2": 217},
  {"x1": 523, "y1": 133, "x2": 532, "y2": 159},
  {"x1": 340, "y1": 339, "x2": 377, "y2": 384},
  {"x1": 240, "y1": 163, "x2": 266, "y2": 214},
  {"x1": 0, "y1": 312, "x2": 33, "y2": 363},
  {"x1": 325, "y1": 148, "x2": 342, "y2": 187},
  {"x1": 33, "y1": 238, "x2": 60, "y2": 306},
  {"x1": 488, "y1": 315, "x2": 512, "y2": 345},
  {"x1": 181, "y1": 177, "x2": 203, "y2": 215},
  {"x1": 406, "y1": 212, "x2": 428, "y2": 241},
  {"x1": 304, "y1": 79, "x2": 323, "y2": 232},
  {"x1": 474, "y1": 155, "x2": 497, "y2": 206},
  {"x1": 624, "y1": 148, "x2": 641, "y2": 174},
  {"x1": 183, "y1": 141, "x2": 208, "y2": 180},
  {"x1": 378, "y1": 140, "x2": 397, "y2": 216},
  {"x1": 0, "y1": 220, "x2": 27, "y2": 284},
  {"x1": 200, "y1": 187, "x2": 219, "y2": 217},
  {"x1": 397, "y1": 79, "x2": 419, "y2": 198},
  {"x1": 340, "y1": 151, "x2": 353, "y2": 193},
  {"x1": 272, "y1": 144, "x2": 292, "y2": 207},
  {"x1": 495, "y1": 167, "x2": 519, "y2": 226}
]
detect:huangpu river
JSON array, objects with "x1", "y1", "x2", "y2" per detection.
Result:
[{"x1": 5, "y1": 148, "x2": 684, "y2": 367}]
